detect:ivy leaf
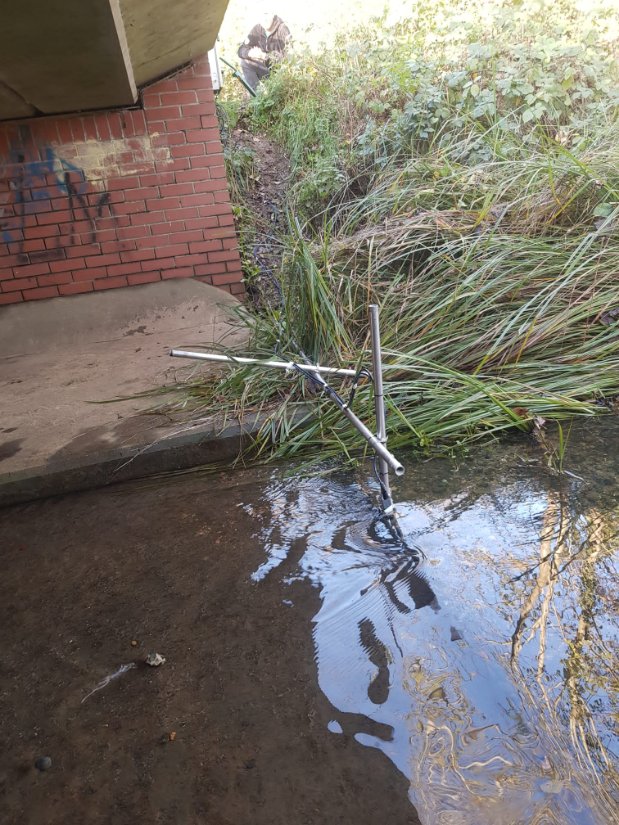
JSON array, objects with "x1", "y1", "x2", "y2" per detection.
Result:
[{"x1": 593, "y1": 203, "x2": 614, "y2": 218}]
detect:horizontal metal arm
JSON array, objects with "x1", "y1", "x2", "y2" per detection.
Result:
[{"x1": 170, "y1": 349, "x2": 358, "y2": 377}]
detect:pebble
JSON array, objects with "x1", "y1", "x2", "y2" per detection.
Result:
[
  {"x1": 145, "y1": 652, "x2": 166, "y2": 667},
  {"x1": 34, "y1": 756, "x2": 52, "y2": 772}
]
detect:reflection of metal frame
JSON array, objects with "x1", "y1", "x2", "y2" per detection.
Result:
[{"x1": 171, "y1": 304, "x2": 405, "y2": 512}]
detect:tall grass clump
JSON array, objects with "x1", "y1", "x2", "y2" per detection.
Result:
[{"x1": 183, "y1": 0, "x2": 619, "y2": 464}]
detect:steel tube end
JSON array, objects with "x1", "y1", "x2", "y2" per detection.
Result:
[{"x1": 393, "y1": 463, "x2": 405, "y2": 477}]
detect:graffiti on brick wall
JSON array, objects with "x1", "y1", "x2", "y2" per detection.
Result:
[{"x1": 0, "y1": 130, "x2": 116, "y2": 264}]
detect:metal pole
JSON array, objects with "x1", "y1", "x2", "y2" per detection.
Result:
[
  {"x1": 369, "y1": 304, "x2": 394, "y2": 512},
  {"x1": 170, "y1": 349, "x2": 358, "y2": 377}
]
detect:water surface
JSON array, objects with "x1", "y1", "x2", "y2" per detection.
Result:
[{"x1": 248, "y1": 419, "x2": 619, "y2": 824}]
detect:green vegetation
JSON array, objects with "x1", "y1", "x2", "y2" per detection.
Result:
[{"x1": 193, "y1": 0, "x2": 619, "y2": 465}]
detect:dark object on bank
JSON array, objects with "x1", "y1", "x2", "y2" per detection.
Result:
[{"x1": 238, "y1": 13, "x2": 291, "y2": 92}]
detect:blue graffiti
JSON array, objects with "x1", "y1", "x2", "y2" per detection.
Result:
[{"x1": 1, "y1": 140, "x2": 114, "y2": 257}]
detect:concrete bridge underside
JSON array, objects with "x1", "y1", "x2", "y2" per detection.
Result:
[{"x1": 0, "y1": 0, "x2": 228, "y2": 121}]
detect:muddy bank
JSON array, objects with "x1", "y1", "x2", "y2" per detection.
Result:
[{"x1": 0, "y1": 471, "x2": 420, "y2": 825}]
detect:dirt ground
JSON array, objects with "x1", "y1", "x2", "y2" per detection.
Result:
[
  {"x1": 0, "y1": 469, "x2": 420, "y2": 825},
  {"x1": 226, "y1": 122, "x2": 290, "y2": 309}
]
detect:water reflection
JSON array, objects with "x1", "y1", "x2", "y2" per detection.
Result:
[{"x1": 248, "y1": 438, "x2": 619, "y2": 825}]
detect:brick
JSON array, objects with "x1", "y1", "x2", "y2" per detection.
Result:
[
  {"x1": 66, "y1": 244, "x2": 101, "y2": 258},
  {"x1": 211, "y1": 273, "x2": 240, "y2": 286},
  {"x1": 131, "y1": 210, "x2": 165, "y2": 226},
  {"x1": 175, "y1": 193, "x2": 213, "y2": 208},
  {"x1": 154, "y1": 243, "x2": 188, "y2": 258},
  {"x1": 161, "y1": 183, "x2": 194, "y2": 197},
  {"x1": 30, "y1": 249, "x2": 66, "y2": 264},
  {"x1": 142, "y1": 91, "x2": 161, "y2": 108},
  {"x1": 194, "y1": 262, "x2": 227, "y2": 277},
  {"x1": 189, "y1": 240, "x2": 222, "y2": 254},
  {"x1": 161, "y1": 266, "x2": 194, "y2": 280},
  {"x1": 151, "y1": 131, "x2": 187, "y2": 148},
  {"x1": 186, "y1": 216, "x2": 217, "y2": 231},
  {"x1": 150, "y1": 222, "x2": 174, "y2": 237},
  {"x1": 193, "y1": 180, "x2": 224, "y2": 195},
  {"x1": 124, "y1": 186, "x2": 159, "y2": 202},
  {"x1": 183, "y1": 103, "x2": 217, "y2": 118},
  {"x1": 151, "y1": 78, "x2": 180, "y2": 94},
  {"x1": 218, "y1": 214, "x2": 236, "y2": 226},
  {"x1": 174, "y1": 253, "x2": 208, "y2": 267},
  {"x1": 140, "y1": 172, "x2": 175, "y2": 187},
  {"x1": 37, "y1": 210, "x2": 71, "y2": 225},
  {"x1": 210, "y1": 166, "x2": 227, "y2": 179},
  {"x1": 160, "y1": 91, "x2": 198, "y2": 105},
  {"x1": 70, "y1": 119, "x2": 86, "y2": 143},
  {"x1": 106, "y1": 175, "x2": 140, "y2": 192},
  {"x1": 186, "y1": 131, "x2": 211, "y2": 144},
  {"x1": 171, "y1": 143, "x2": 207, "y2": 159},
  {"x1": 197, "y1": 204, "x2": 224, "y2": 218},
  {"x1": 128, "y1": 271, "x2": 161, "y2": 286},
  {"x1": 229, "y1": 282, "x2": 247, "y2": 296},
  {"x1": 37, "y1": 272, "x2": 73, "y2": 287},
  {"x1": 145, "y1": 105, "x2": 182, "y2": 121},
  {"x1": 12, "y1": 262, "x2": 51, "y2": 278},
  {"x1": 164, "y1": 207, "x2": 200, "y2": 221},
  {"x1": 94, "y1": 116, "x2": 111, "y2": 141},
  {"x1": 50, "y1": 256, "x2": 84, "y2": 273},
  {"x1": 154, "y1": 158, "x2": 191, "y2": 173},
  {"x1": 108, "y1": 113, "x2": 123, "y2": 139},
  {"x1": 165, "y1": 117, "x2": 202, "y2": 132},
  {"x1": 20, "y1": 239, "x2": 46, "y2": 253},
  {"x1": 2, "y1": 276, "x2": 38, "y2": 292},
  {"x1": 176, "y1": 168, "x2": 211, "y2": 183},
  {"x1": 82, "y1": 117, "x2": 98, "y2": 141},
  {"x1": 23, "y1": 285, "x2": 59, "y2": 301},
  {"x1": 94, "y1": 276, "x2": 128, "y2": 290},
  {"x1": 118, "y1": 224, "x2": 151, "y2": 240},
  {"x1": 59, "y1": 281, "x2": 94, "y2": 296},
  {"x1": 101, "y1": 240, "x2": 136, "y2": 254},
  {"x1": 121, "y1": 248, "x2": 157, "y2": 263},
  {"x1": 90, "y1": 228, "x2": 117, "y2": 244},
  {"x1": 106, "y1": 263, "x2": 139, "y2": 277},
  {"x1": 87, "y1": 253, "x2": 120, "y2": 268},
  {"x1": 129, "y1": 110, "x2": 147, "y2": 136},
  {"x1": 170, "y1": 230, "x2": 204, "y2": 244},
  {"x1": 141, "y1": 256, "x2": 175, "y2": 272},
  {"x1": 115, "y1": 200, "x2": 146, "y2": 215},
  {"x1": 73, "y1": 266, "x2": 108, "y2": 281},
  {"x1": 24, "y1": 198, "x2": 52, "y2": 213},
  {"x1": 0, "y1": 292, "x2": 22, "y2": 305},
  {"x1": 146, "y1": 196, "x2": 181, "y2": 212}
]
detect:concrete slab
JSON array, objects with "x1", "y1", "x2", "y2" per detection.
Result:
[{"x1": 0, "y1": 280, "x2": 250, "y2": 505}]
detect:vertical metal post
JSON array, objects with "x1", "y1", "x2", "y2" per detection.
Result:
[{"x1": 369, "y1": 304, "x2": 394, "y2": 514}]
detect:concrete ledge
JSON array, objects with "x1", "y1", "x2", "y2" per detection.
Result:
[{"x1": 0, "y1": 414, "x2": 263, "y2": 507}]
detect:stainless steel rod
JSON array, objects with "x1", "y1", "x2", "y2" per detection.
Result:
[
  {"x1": 170, "y1": 349, "x2": 358, "y2": 377},
  {"x1": 369, "y1": 304, "x2": 395, "y2": 508}
]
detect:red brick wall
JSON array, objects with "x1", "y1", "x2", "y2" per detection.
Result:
[{"x1": 0, "y1": 57, "x2": 243, "y2": 305}]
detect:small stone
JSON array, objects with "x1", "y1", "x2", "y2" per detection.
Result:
[
  {"x1": 131, "y1": 640, "x2": 138, "y2": 647},
  {"x1": 145, "y1": 652, "x2": 166, "y2": 667},
  {"x1": 169, "y1": 731, "x2": 177, "y2": 742},
  {"x1": 34, "y1": 756, "x2": 52, "y2": 772}
]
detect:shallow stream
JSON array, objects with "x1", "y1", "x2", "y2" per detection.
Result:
[{"x1": 1, "y1": 418, "x2": 617, "y2": 824}]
